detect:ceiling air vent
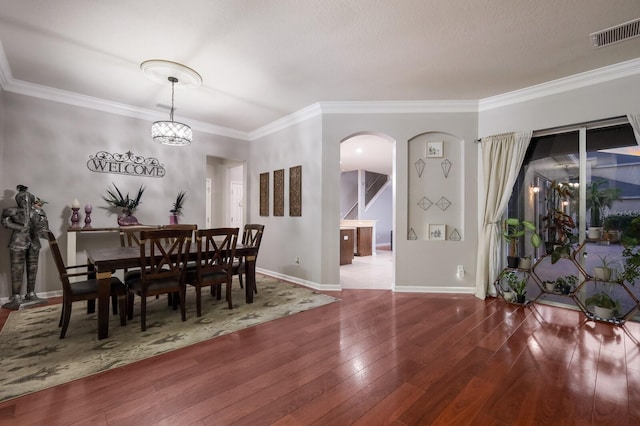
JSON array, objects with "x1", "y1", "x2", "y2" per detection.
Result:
[{"x1": 590, "y1": 18, "x2": 640, "y2": 48}]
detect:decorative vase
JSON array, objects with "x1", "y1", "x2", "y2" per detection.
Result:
[
  {"x1": 169, "y1": 214, "x2": 179, "y2": 225},
  {"x1": 118, "y1": 210, "x2": 140, "y2": 226},
  {"x1": 545, "y1": 282, "x2": 556, "y2": 292},
  {"x1": 516, "y1": 294, "x2": 526, "y2": 304}
]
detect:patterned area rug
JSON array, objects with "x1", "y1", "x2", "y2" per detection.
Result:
[{"x1": 0, "y1": 276, "x2": 338, "y2": 402}]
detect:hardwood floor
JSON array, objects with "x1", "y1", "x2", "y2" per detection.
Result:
[{"x1": 1, "y1": 289, "x2": 639, "y2": 425}]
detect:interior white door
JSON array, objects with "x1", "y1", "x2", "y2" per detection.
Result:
[
  {"x1": 205, "y1": 178, "x2": 212, "y2": 228},
  {"x1": 230, "y1": 181, "x2": 243, "y2": 230}
]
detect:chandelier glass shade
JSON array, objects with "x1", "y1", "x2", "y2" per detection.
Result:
[{"x1": 152, "y1": 76, "x2": 192, "y2": 146}]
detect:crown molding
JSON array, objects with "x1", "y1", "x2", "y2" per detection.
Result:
[
  {"x1": 479, "y1": 57, "x2": 640, "y2": 111},
  {"x1": 248, "y1": 103, "x2": 323, "y2": 140},
  {"x1": 318, "y1": 100, "x2": 479, "y2": 114},
  {"x1": 1, "y1": 40, "x2": 639, "y2": 141}
]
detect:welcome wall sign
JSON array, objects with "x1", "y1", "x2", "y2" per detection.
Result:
[{"x1": 87, "y1": 151, "x2": 166, "y2": 178}]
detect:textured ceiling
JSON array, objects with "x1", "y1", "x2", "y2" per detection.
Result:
[{"x1": 0, "y1": 0, "x2": 639, "y2": 136}]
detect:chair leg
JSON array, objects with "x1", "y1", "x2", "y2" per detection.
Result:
[
  {"x1": 226, "y1": 281, "x2": 233, "y2": 310},
  {"x1": 87, "y1": 299, "x2": 96, "y2": 314},
  {"x1": 238, "y1": 272, "x2": 243, "y2": 288},
  {"x1": 112, "y1": 294, "x2": 118, "y2": 314},
  {"x1": 60, "y1": 300, "x2": 72, "y2": 339},
  {"x1": 195, "y1": 286, "x2": 202, "y2": 317},
  {"x1": 140, "y1": 294, "x2": 147, "y2": 332},
  {"x1": 58, "y1": 303, "x2": 64, "y2": 327},
  {"x1": 215, "y1": 284, "x2": 222, "y2": 300},
  {"x1": 179, "y1": 288, "x2": 186, "y2": 322},
  {"x1": 117, "y1": 295, "x2": 127, "y2": 326},
  {"x1": 127, "y1": 292, "x2": 134, "y2": 320}
]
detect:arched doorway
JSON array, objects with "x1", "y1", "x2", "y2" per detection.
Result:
[{"x1": 339, "y1": 133, "x2": 395, "y2": 290}]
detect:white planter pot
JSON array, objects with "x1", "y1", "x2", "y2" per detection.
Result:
[
  {"x1": 588, "y1": 228, "x2": 601, "y2": 240},
  {"x1": 593, "y1": 267, "x2": 612, "y2": 282},
  {"x1": 545, "y1": 282, "x2": 556, "y2": 292},
  {"x1": 503, "y1": 291, "x2": 515, "y2": 302},
  {"x1": 518, "y1": 258, "x2": 532, "y2": 269},
  {"x1": 593, "y1": 306, "x2": 614, "y2": 320}
]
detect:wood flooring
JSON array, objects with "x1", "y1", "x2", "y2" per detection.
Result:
[{"x1": 0, "y1": 288, "x2": 639, "y2": 425}]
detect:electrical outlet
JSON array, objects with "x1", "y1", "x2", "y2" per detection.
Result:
[
  {"x1": 456, "y1": 265, "x2": 464, "y2": 278},
  {"x1": 295, "y1": 256, "x2": 300, "y2": 264}
]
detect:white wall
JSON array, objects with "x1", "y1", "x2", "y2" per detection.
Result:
[
  {"x1": 0, "y1": 92, "x2": 248, "y2": 297},
  {"x1": 248, "y1": 115, "x2": 324, "y2": 286},
  {"x1": 322, "y1": 112, "x2": 479, "y2": 291},
  {"x1": 479, "y1": 74, "x2": 640, "y2": 136}
]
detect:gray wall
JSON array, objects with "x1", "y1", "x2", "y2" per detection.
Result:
[{"x1": 0, "y1": 92, "x2": 248, "y2": 297}]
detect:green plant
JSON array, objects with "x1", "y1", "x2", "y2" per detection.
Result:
[
  {"x1": 542, "y1": 181, "x2": 576, "y2": 264},
  {"x1": 603, "y1": 210, "x2": 640, "y2": 232},
  {"x1": 502, "y1": 218, "x2": 541, "y2": 258},
  {"x1": 102, "y1": 183, "x2": 145, "y2": 214},
  {"x1": 555, "y1": 274, "x2": 578, "y2": 294},
  {"x1": 501, "y1": 270, "x2": 527, "y2": 296},
  {"x1": 510, "y1": 278, "x2": 527, "y2": 297},
  {"x1": 585, "y1": 179, "x2": 622, "y2": 228},
  {"x1": 170, "y1": 190, "x2": 187, "y2": 216},
  {"x1": 620, "y1": 232, "x2": 640, "y2": 286},
  {"x1": 585, "y1": 292, "x2": 620, "y2": 311}
]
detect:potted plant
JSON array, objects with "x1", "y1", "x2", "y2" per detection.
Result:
[
  {"x1": 585, "y1": 179, "x2": 621, "y2": 239},
  {"x1": 502, "y1": 218, "x2": 541, "y2": 268},
  {"x1": 102, "y1": 183, "x2": 145, "y2": 226},
  {"x1": 542, "y1": 181, "x2": 576, "y2": 264},
  {"x1": 169, "y1": 190, "x2": 187, "y2": 224},
  {"x1": 593, "y1": 255, "x2": 615, "y2": 282},
  {"x1": 543, "y1": 279, "x2": 557, "y2": 293},
  {"x1": 510, "y1": 277, "x2": 528, "y2": 304},
  {"x1": 519, "y1": 256, "x2": 532, "y2": 270},
  {"x1": 585, "y1": 292, "x2": 620, "y2": 320},
  {"x1": 499, "y1": 270, "x2": 518, "y2": 302},
  {"x1": 555, "y1": 274, "x2": 578, "y2": 294},
  {"x1": 619, "y1": 219, "x2": 640, "y2": 286}
]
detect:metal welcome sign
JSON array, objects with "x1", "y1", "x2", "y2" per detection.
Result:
[{"x1": 87, "y1": 151, "x2": 166, "y2": 178}]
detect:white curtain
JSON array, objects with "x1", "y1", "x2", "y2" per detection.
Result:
[
  {"x1": 628, "y1": 113, "x2": 640, "y2": 145},
  {"x1": 475, "y1": 131, "x2": 532, "y2": 299}
]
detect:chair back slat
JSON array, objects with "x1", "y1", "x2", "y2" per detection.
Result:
[
  {"x1": 196, "y1": 228, "x2": 238, "y2": 280},
  {"x1": 242, "y1": 224, "x2": 264, "y2": 249},
  {"x1": 139, "y1": 229, "x2": 192, "y2": 281}
]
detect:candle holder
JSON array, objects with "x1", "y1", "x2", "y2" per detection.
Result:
[
  {"x1": 70, "y1": 207, "x2": 81, "y2": 228},
  {"x1": 83, "y1": 204, "x2": 93, "y2": 229}
]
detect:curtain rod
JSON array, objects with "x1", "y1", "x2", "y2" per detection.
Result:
[{"x1": 474, "y1": 115, "x2": 629, "y2": 143}]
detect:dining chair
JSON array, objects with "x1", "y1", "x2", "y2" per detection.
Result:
[
  {"x1": 125, "y1": 228, "x2": 192, "y2": 331},
  {"x1": 44, "y1": 231, "x2": 127, "y2": 338},
  {"x1": 233, "y1": 224, "x2": 264, "y2": 293},
  {"x1": 185, "y1": 227, "x2": 238, "y2": 316}
]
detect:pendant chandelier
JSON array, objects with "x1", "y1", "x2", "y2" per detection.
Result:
[
  {"x1": 141, "y1": 60, "x2": 202, "y2": 147},
  {"x1": 151, "y1": 76, "x2": 192, "y2": 146}
]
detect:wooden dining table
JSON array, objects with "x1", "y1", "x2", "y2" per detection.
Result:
[{"x1": 86, "y1": 244, "x2": 258, "y2": 339}]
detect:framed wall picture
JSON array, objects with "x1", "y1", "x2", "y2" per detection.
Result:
[
  {"x1": 259, "y1": 172, "x2": 269, "y2": 216},
  {"x1": 273, "y1": 168, "x2": 285, "y2": 216},
  {"x1": 426, "y1": 141, "x2": 443, "y2": 158},
  {"x1": 289, "y1": 165, "x2": 302, "y2": 216},
  {"x1": 428, "y1": 224, "x2": 446, "y2": 240}
]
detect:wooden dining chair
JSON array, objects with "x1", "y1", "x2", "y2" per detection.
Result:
[
  {"x1": 125, "y1": 228, "x2": 192, "y2": 331},
  {"x1": 233, "y1": 224, "x2": 264, "y2": 293},
  {"x1": 185, "y1": 228, "x2": 238, "y2": 316},
  {"x1": 45, "y1": 231, "x2": 127, "y2": 338}
]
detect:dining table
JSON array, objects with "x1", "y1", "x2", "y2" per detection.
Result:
[{"x1": 86, "y1": 243, "x2": 258, "y2": 339}]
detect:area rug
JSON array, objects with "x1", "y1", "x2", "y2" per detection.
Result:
[{"x1": 0, "y1": 276, "x2": 338, "y2": 402}]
